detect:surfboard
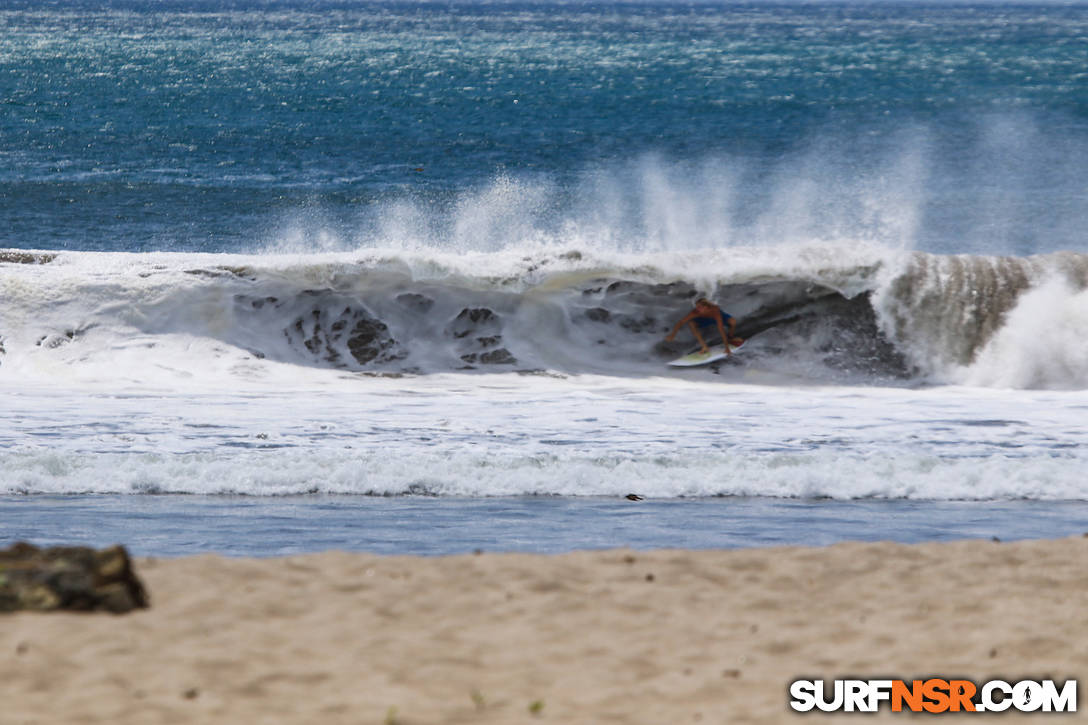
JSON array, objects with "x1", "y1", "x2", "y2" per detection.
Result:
[{"x1": 666, "y1": 340, "x2": 745, "y2": 368}]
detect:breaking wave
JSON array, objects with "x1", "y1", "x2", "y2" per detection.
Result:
[{"x1": 2, "y1": 243, "x2": 1088, "y2": 389}]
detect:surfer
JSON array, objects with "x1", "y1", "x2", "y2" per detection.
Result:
[{"x1": 665, "y1": 298, "x2": 744, "y2": 356}]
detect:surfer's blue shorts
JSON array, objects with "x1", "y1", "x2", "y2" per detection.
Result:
[{"x1": 696, "y1": 313, "x2": 731, "y2": 329}]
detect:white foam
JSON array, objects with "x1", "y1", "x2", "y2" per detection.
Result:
[
  {"x1": 958, "y1": 277, "x2": 1088, "y2": 389},
  {"x1": 3, "y1": 375, "x2": 1087, "y2": 500},
  {"x1": 4, "y1": 441, "x2": 1086, "y2": 500}
]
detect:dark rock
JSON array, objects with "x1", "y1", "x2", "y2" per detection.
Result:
[
  {"x1": 449, "y1": 308, "x2": 500, "y2": 339},
  {"x1": 461, "y1": 348, "x2": 516, "y2": 365},
  {"x1": 347, "y1": 316, "x2": 399, "y2": 365},
  {"x1": 605, "y1": 281, "x2": 632, "y2": 295},
  {"x1": 0, "y1": 542, "x2": 149, "y2": 614},
  {"x1": 458, "y1": 308, "x2": 497, "y2": 325},
  {"x1": 284, "y1": 304, "x2": 403, "y2": 368},
  {"x1": 301, "y1": 310, "x2": 326, "y2": 356},
  {"x1": 584, "y1": 307, "x2": 611, "y2": 323},
  {"x1": 0, "y1": 251, "x2": 56, "y2": 265},
  {"x1": 617, "y1": 314, "x2": 657, "y2": 333},
  {"x1": 478, "y1": 348, "x2": 516, "y2": 365},
  {"x1": 243, "y1": 296, "x2": 278, "y2": 310},
  {"x1": 396, "y1": 293, "x2": 435, "y2": 313}
]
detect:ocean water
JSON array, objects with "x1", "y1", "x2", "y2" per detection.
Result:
[{"x1": 3, "y1": 0, "x2": 1088, "y2": 556}]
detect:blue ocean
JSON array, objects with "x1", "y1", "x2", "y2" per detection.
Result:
[{"x1": 3, "y1": 0, "x2": 1088, "y2": 557}]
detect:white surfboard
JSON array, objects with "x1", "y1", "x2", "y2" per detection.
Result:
[{"x1": 666, "y1": 341, "x2": 745, "y2": 368}]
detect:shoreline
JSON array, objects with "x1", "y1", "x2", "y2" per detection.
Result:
[{"x1": 4, "y1": 536, "x2": 1086, "y2": 723}]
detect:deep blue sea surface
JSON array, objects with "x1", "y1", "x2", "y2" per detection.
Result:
[
  {"x1": 4, "y1": 0, "x2": 1088, "y2": 557},
  {"x1": 5, "y1": 0, "x2": 1088, "y2": 255}
]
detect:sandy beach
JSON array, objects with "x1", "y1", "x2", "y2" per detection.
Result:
[{"x1": 4, "y1": 536, "x2": 1086, "y2": 724}]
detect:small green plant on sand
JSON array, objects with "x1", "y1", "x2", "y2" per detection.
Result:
[
  {"x1": 470, "y1": 689, "x2": 486, "y2": 711},
  {"x1": 529, "y1": 699, "x2": 545, "y2": 716}
]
